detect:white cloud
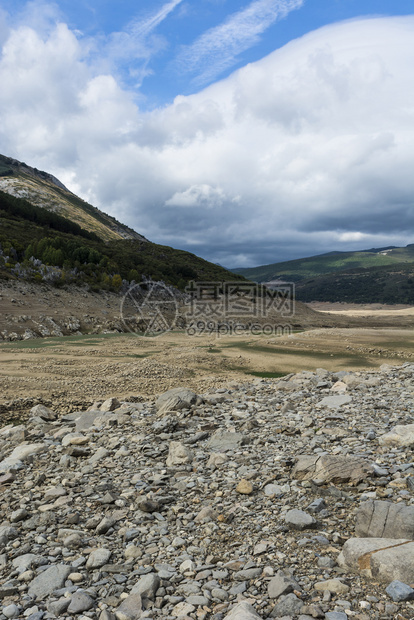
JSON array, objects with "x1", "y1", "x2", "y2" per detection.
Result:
[
  {"x1": 0, "y1": 11, "x2": 413, "y2": 266},
  {"x1": 165, "y1": 185, "x2": 227, "y2": 208},
  {"x1": 174, "y1": 0, "x2": 305, "y2": 86}
]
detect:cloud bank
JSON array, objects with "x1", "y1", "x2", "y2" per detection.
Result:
[{"x1": 0, "y1": 10, "x2": 413, "y2": 267}]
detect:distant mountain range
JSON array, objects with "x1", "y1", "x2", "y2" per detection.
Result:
[{"x1": 232, "y1": 246, "x2": 414, "y2": 304}]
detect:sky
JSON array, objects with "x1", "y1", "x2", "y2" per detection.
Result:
[{"x1": 0, "y1": 1, "x2": 413, "y2": 268}]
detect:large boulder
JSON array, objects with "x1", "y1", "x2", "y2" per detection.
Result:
[
  {"x1": 378, "y1": 424, "x2": 414, "y2": 447},
  {"x1": 28, "y1": 564, "x2": 71, "y2": 600},
  {"x1": 355, "y1": 500, "x2": 414, "y2": 540},
  {"x1": 156, "y1": 387, "x2": 199, "y2": 415},
  {"x1": 9, "y1": 443, "x2": 48, "y2": 462},
  {"x1": 338, "y1": 538, "x2": 414, "y2": 583},
  {"x1": 291, "y1": 454, "x2": 371, "y2": 485},
  {"x1": 30, "y1": 404, "x2": 57, "y2": 421},
  {"x1": 130, "y1": 573, "x2": 160, "y2": 600}
]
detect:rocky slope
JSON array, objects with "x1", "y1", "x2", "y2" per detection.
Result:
[
  {"x1": 0, "y1": 364, "x2": 413, "y2": 619},
  {"x1": 2, "y1": 279, "x2": 414, "y2": 344},
  {"x1": 0, "y1": 155, "x2": 144, "y2": 243}
]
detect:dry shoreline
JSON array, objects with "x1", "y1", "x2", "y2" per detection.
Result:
[{"x1": 1, "y1": 325, "x2": 413, "y2": 421}]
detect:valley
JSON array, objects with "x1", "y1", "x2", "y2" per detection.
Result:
[{"x1": 1, "y1": 315, "x2": 413, "y2": 421}]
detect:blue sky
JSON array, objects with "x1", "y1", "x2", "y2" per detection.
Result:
[
  {"x1": 0, "y1": 1, "x2": 413, "y2": 266},
  {"x1": 3, "y1": 0, "x2": 413, "y2": 107}
]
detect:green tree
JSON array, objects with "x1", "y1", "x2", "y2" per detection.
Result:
[{"x1": 111, "y1": 274, "x2": 122, "y2": 290}]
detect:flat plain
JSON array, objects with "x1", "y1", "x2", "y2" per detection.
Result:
[{"x1": 1, "y1": 316, "x2": 413, "y2": 417}]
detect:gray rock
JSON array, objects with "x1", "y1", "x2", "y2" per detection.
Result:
[
  {"x1": 2, "y1": 604, "x2": 20, "y2": 619},
  {"x1": 75, "y1": 410, "x2": 102, "y2": 431},
  {"x1": 95, "y1": 515, "x2": 118, "y2": 535},
  {"x1": 12, "y1": 553, "x2": 46, "y2": 573},
  {"x1": 156, "y1": 387, "x2": 198, "y2": 414},
  {"x1": 270, "y1": 592, "x2": 304, "y2": 617},
  {"x1": 166, "y1": 441, "x2": 193, "y2": 466},
  {"x1": 324, "y1": 613, "x2": 348, "y2": 620},
  {"x1": 88, "y1": 446, "x2": 110, "y2": 464},
  {"x1": 116, "y1": 593, "x2": 142, "y2": 619},
  {"x1": 10, "y1": 508, "x2": 30, "y2": 523},
  {"x1": 28, "y1": 564, "x2": 71, "y2": 600},
  {"x1": 268, "y1": 570, "x2": 300, "y2": 598},
  {"x1": 264, "y1": 483, "x2": 284, "y2": 496},
  {"x1": 86, "y1": 547, "x2": 111, "y2": 569},
  {"x1": 234, "y1": 567, "x2": 262, "y2": 580},
  {"x1": 26, "y1": 612, "x2": 45, "y2": 620},
  {"x1": 100, "y1": 397, "x2": 121, "y2": 412},
  {"x1": 0, "y1": 526, "x2": 17, "y2": 547},
  {"x1": 314, "y1": 579, "x2": 349, "y2": 594},
  {"x1": 385, "y1": 580, "x2": 414, "y2": 602},
  {"x1": 307, "y1": 498, "x2": 327, "y2": 514},
  {"x1": 355, "y1": 500, "x2": 414, "y2": 540},
  {"x1": 99, "y1": 611, "x2": 116, "y2": 620},
  {"x1": 229, "y1": 582, "x2": 247, "y2": 595},
  {"x1": 317, "y1": 395, "x2": 352, "y2": 408},
  {"x1": 8, "y1": 443, "x2": 48, "y2": 462},
  {"x1": 47, "y1": 598, "x2": 71, "y2": 616},
  {"x1": 292, "y1": 454, "x2": 371, "y2": 485},
  {"x1": 317, "y1": 556, "x2": 336, "y2": 568},
  {"x1": 223, "y1": 601, "x2": 262, "y2": 619},
  {"x1": 284, "y1": 509, "x2": 316, "y2": 530},
  {"x1": 0, "y1": 457, "x2": 24, "y2": 473},
  {"x1": 207, "y1": 452, "x2": 228, "y2": 468},
  {"x1": 30, "y1": 404, "x2": 56, "y2": 420},
  {"x1": 208, "y1": 431, "x2": 247, "y2": 452},
  {"x1": 68, "y1": 590, "x2": 95, "y2": 613},
  {"x1": 186, "y1": 595, "x2": 210, "y2": 606},
  {"x1": 211, "y1": 587, "x2": 228, "y2": 601},
  {"x1": 194, "y1": 505, "x2": 217, "y2": 522},
  {"x1": 131, "y1": 573, "x2": 160, "y2": 600}
]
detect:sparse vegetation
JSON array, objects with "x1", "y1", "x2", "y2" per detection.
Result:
[
  {"x1": 232, "y1": 246, "x2": 414, "y2": 304},
  {"x1": 0, "y1": 189, "x2": 245, "y2": 291},
  {"x1": 295, "y1": 263, "x2": 414, "y2": 304}
]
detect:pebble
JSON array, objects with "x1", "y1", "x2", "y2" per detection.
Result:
[
  {"x1": 385, "y1": 579, "x2": 414, "y2": 601},
  {"x1": 0, "y1": 364, "x2": 413, "y2": 619},
  {"x1": 2, "y1": 604, "x2": 20, "y2": 618},
  {"x1": 236, "y1": 479, "x2": 254, "y2": 494}
]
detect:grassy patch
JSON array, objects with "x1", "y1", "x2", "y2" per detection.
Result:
[
  {"x1": 245, "y1": 370, "x2": 286, "y2": 378},
  {"x1": 0, "y1": 332, "x2": 131, "y2": 350}
]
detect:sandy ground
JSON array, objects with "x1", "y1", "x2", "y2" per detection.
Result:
[
  {"x1": 1, "y1": 325, "x2": 413, "y2": 421},
  {"x1": 1, "y1": 280, "x2": 413, "y2": 420},
  {"x1": 307, "y1": 302, "x2": 414, "y2": 316}
]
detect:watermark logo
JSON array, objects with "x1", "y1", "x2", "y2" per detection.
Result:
[
  {"x1": 120, "y1": 281, "x2": 180, "y2": 337},
  {"x1": 120, "y1": 280, "x2": 295, "y2": 338},
  {"x1": 184, "y1": 281, "x2": 294, "y2": 337}
]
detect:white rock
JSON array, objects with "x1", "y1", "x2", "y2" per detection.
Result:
[
  {"x1": 166, "y1": 441, "x2": 193, "y2": 467},
  {"x1": 378, "y1": 424, "x2": 414, "y2": 447},
  {"x1": 8, "y1": 443, "x2": 48, "y2": 461}
]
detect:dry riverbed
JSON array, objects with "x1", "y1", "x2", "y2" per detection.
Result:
[{"x1": 1, "y1": 327, "x2": 414, "y2": 421}]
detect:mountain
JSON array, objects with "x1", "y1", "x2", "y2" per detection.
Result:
[
  {"x1": 231, "y1": 246, "x2": 414, "y2": 304},
  {"x1": 232, "y1": 246, "x2": 414, "y2": 284},
  {"x1": 294, "y1": 262, "x2": 414, "y2": 304},
  {"x1": 0, "y1": 154, "x2": 144, "y2": 242},
  {"x1": 0, "y1": 154, "x2": 246, "y2": 291}
]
